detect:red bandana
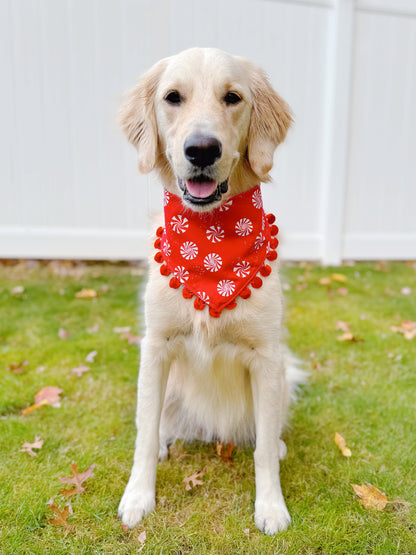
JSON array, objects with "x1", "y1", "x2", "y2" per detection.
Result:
[{"x1": 154, "y1": 185, "x2": 279, "y2": 318}]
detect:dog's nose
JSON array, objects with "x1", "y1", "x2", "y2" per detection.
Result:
[{"x1": 184, "y1": 135, "x2": 222, "y2": 168}]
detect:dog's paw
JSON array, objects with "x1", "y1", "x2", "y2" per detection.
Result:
[
  {"x1": 118, "y1": 487, "x2": 155, "y2": 529},
  {"x1": 254, "y1": 501, "x2": 291, "y2": 535}
]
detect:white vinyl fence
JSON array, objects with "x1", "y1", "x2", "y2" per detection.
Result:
[{"x1": 0, "y1": 0, "x2": 415, "y2": 264}]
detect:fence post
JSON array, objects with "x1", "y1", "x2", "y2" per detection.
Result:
[{"x1": 320, "y1": 0, "x2": 356, "y2": 265}]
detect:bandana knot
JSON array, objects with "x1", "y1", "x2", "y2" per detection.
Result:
[{"x1": 154, "y1": 185, "x2": 279, "y2": 317}]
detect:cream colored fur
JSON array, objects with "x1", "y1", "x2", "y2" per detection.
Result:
[{"x1": 118, "y1": 47, "x2": 303, "y2": 535}]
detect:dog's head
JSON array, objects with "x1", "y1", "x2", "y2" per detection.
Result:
[{"x1": 120, "y1": 47, "x2": 292, "y2": 211}]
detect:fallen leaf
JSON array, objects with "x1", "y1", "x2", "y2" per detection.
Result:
[
  {"x1": 121, "y1": 523, "x2": 129, "y2": 533},
  {"x1": 120, "y1": 331, "x2": 142, "y2": 345},
  {"x1": 337, "y1": 332, "x2": 355, "y2": 342},
  {"x1": 87, "y1": 323, "x2": 100, "y2": 334},
  {"x1": 48, "y1": 500, "x2": 74, "y2": 531},
  {"x1": 11, "y1": 285, "x2": 25, "y2": 295},
  {"x1": 318, "y1": 277, "x2": 332, "y2": 286},
  {"x1": 85, "y1": 350, "x2": 97, "y2": 363},
  {"x1": 138, "y1": 530, "x2": 147, "y2": 545},
  {"x1": 75, "y1": 288, "x2": 97, "y2": 299},
  {"x1": 183, "y1": 470, "x2": 205, "y2": 491},
  {"x1": 334, "y1": 432, "x2": 351, "y2": 457},
  {"x1": 59, "y1": 461, "x2": 96, "y2": 498},
  {"x1": 391, "y1": 321, "x2": 416, "y2": 340},
  {"x1": 20, "y1": 436, "x2": 44, "y2": 457},
  {"x1": 8, "y1": 360, "x2": 29, "y2": 374},
  {"x1": 337, "y1": 287, "x2": 349, "y2": 296},
  {"x1": 351, "y1": 483, "x2": 388, "y2": 510},
  {"x1": 22, "y1": 386, "x2": 63, "y2": 415},
  {"x1": 70, "y1": 364, "x2": 90, "y2": 378},
  {"x1": 58, "y1": 328, "x2": 70, "y2": 340},
  {"x1": 216, "y1": 441, "x2": 235, "y2": 462},
  {"x1": 243, "y1": 528, "x2": 250, "y2": 536},
  {"x1": 331, "y1": 273, "x2": 347, "y2": 283},
  {"x1": 401, "y1": 287, "x2": 412, "y2": 296}
]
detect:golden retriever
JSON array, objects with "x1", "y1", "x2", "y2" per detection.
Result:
[{"x1": 117, "y1": 47, "x2": 304, "y2": 535}]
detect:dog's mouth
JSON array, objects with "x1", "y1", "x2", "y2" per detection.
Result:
[{"x1": 178, "y1": 176, "x2": 229, "y2": 206}]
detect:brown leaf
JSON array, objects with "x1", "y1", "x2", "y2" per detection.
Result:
[
  {"x1": 318, "y1": 277, "x2": 332, "y2": 286},
  {"x1": 337, "y1": 332, "x2": 355, "y2": 342},
  {"x1": 58, "y1": 328, "x2": 70, "y2": 340},
  {"x1": 351, "y1": 483, "x2": 388, "y2": 510},
  {"x1": 336, "y1": 321, "x2": 351, "y2": 333},
  {"x1": 334, "y1": 432, "x2": 351, "y2": 457},
  {"x1": 20, "y1": 436, "x2": 44, "y2": 457},
  {"x1": 22, "y1": 386, "x2": 63, "y2": 415},
  {"x1": 183, "y1": 470, "x2": 205, "y2": 491},
  {"x1": 216, "y1": 441, "x2": 235, "y2": 462},
  {"x1": 59, "y1": 461, "x2": 95, "y2": 498},
  {"x1": 391, "y1": 321, "x2": 416, "y2": 340},
  {"x1": 8, "y1": 360, "x2": 29, "y2": 374},
  {"x1": 75, "y1": 288, "x2": 97, "y2": 299},
  {"x1": 70, "y1": 364, "x2": 90, "y2": 378},
  {"x1": 48, "y1": 501, "x2": 74, "y2": 531}
]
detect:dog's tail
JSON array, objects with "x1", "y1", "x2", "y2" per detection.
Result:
[{"x1": 284, "y1": 346, "x2": 308, "y2": 401}]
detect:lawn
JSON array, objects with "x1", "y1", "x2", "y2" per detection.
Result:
[{"x1": 0, "y1": 260, "x2": 415, "y2": 554}]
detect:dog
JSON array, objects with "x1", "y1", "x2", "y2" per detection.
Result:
[{"x1": 117, "y1": 47, "x2": 304, "y2": 535}]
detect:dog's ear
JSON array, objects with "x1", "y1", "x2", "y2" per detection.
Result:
[
  {"x1": 119, "y1": 59, "x2": 167, "y2": 174},
  {"x1": 246, "y1": 65, "x2": 293, "y2": 181}
]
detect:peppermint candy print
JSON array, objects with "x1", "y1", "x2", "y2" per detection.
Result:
[
  {"x1": 174, "y1": 266, "x2": 190, "y2": 283},
  {"x1": 233, "y1": 261, "x2": 251, "y2": 277},
  {"x1": 218, "y1": 199, "x2": 233, "y2": 212},
  {"x1": 170, "y1": 215, "x2": 189, "y2": 234},
  {"x1": 197, "y1": 291, "x2": 210, "y2": 303},
  {"x1": 252, "y1": 189, "x2": 263, "y2": 209},
  {"x1": 162, "y1": 239, "x2": 171, "y2": 257},
  {"x1": 163, "y1": 190, "x2": 171, "y2": 206},
  {"x1": 204, "y1": 253, "x2": 223, "y2": 272},
  {"x1": 235, "y1": 218, "x2": 253, "y2": 236},
  {"x1": 206, "y1": 225, "x2": 225, "y2": 243},
  {"x1": 180, "y1": 241, "x2": 198, "y2": 260},
  {"x1": 254, "y1": 232, "x2": 265, "y2": 250},
  {"x1": 217, "y1": 280, "x2": 235, "y2": 297}
]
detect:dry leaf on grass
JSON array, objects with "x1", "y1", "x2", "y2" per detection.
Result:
[
  {"x1": 8, "y1": 360, "x2": 29, "y2": 374},
  {"x1": 48, "y1": 500, "x2": 74, "y2": 531},
  {"x1": 11, "y1": 285, "x2": 25, "y2": 295},
  {"x1": 59, "y1": 461, "x2": 96, "y2": 498},
  {"x1": 334, "y1": 432, "x2": 351, "y2": 457},
  {"x1": 87, "y1": 323, "x2": 100, "y2": 334},
  {"x1": 391, "y1": 321, "x2": 416, "y2": 340},
  {"x1": 58, "y1": 328, "x2": 70, "y2": 340},
  {"x1": 70, "y1": 364, "x2": 90, "y2": 378},
  {"x1": 331, "y1": 273, "x2": 347, "y2": 283},
  {"x1": 20, "y1": 436, "x2": 44, "y2": 457},
  {"x1": 85, "y1": 350, "x2": 97, "y2": 363},
  {"x1": 22, "y1": 386, "x2": 63, "y2": 415},
  {"x1": 120, "y1": 331, "x2": 142, "y2": 345},
  {"x1": 336, "y1": 321, "x2": 351, "y2": 333},
  {"x1": 351, "y1": 483, "x2": 388, "y2": 510},
  {"x1": 183, "y1": 470, "x2": 205, "y2": 491},
  {"x1": 216, "y1": 441, "x2": 235, "y2": 462},
  {"x1": 75, "y1": 288, "x2": 97, "y2": 299}
]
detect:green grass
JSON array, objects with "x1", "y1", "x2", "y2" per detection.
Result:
[{"x1": 0, "y1": 260, "x2": 415, "y2": 554}]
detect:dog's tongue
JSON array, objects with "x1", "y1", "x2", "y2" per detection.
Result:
[{"x1": 186, "y1": 180, "x2": 217, "y2": 199}]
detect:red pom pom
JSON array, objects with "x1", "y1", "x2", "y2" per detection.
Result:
[
  {"x1": 270, "y1": 224, "x2": 279, "y2": 236},
  {"x1": 182, "y1": 288, "x2": 193, "y2": 299},
  {"x1": 154, "y1": 238, "x2": 161, "y2": 249},
  {"x1": 270, "y1": 237, "x2": 279, "y2": 249},
  {"x1": 160, "y1": 264, "x2": 170, "y2": 276},
  {"x1": 154, "y1": 252, "x2": 163, "y2": 263},
  {"x1": 240, "y1": 287, "x2": 251, "y2": 299},
  {"x1": 209, "y1": 307, "x2": 221, "y2": 318},
  {"x1": 267, "y1": 250, "x2": 278, "y2": 261},
  {"x1": 194, "y1": 298, "x2": 205, "y2": 310},
  {"x1": 251, "y1": 276, "x2": 263, "y2": 289},
  {"x1": 156, "y1": 226, "x2": 164, "y2": 238},
  {"x1": 260, "y1": 264, "x2": 272, "y2": 277},
  {"x1": 225, "y1": 302, "x2": 237, "y2": 310},
  {"x1": 169, "y1": 277, "x2": 181, "y2": 289},
  {"x1": 267, "y1": 213, "x2": 276, "y2": 224}
]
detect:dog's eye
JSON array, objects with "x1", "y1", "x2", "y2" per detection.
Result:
[
  {"x1": 165, "y1": 91, "x2": 182, "y2": 105},
  {"x1": 224, "y1": 92, "x2": 242, "y2": 105}
]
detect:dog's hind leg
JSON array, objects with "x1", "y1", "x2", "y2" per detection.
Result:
[{"x1": 118, "y1": 336, "x2": 170, "y2": 528}]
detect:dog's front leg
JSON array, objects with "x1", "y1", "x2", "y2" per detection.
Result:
[
  {"x1": 250, "y1": 352, "x2": 291, "y2": 535},
  {"x1": 118, "y1": 336, "x2": 170, "y2": 528}
]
